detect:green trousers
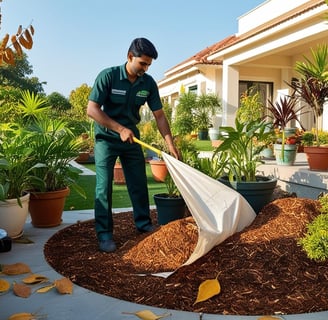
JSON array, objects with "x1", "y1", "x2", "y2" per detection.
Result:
[{"x1": 94, "y1": 138, "x2": 151, "y2": 241}]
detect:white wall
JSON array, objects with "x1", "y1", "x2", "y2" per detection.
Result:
[{"x1": 237, "y1": 0, "x2": 311, "y2": 35}]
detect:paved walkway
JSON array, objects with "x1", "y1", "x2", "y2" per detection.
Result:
[{"x1": 1, "y1": 208, "x2": 328, "y2": 320}]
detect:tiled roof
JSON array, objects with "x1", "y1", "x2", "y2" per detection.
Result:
[
  {"x1": 160, "y1": 0, "x2": 325, "y2": 81},
  {"x1": 227, "y1": 0, "x2": 325, "y2": 51}
]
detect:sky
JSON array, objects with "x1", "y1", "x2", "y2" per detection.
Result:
[{"x1": 1, "y1": 0, "x2": 265, "y2": 97}]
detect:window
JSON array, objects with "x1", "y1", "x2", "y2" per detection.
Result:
[
  {"x1": 239, "y1": 81, "x2": 273, "y2": 117},
  {"x1": 188, "y1": 85, "x2": 197, "y2": 94}
]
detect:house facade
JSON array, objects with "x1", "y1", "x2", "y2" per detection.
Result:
[{"x1": 157, "y1": 0, "x2": 328, "y2": 130}]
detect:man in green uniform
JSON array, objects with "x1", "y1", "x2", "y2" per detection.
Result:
[{"x1": 87, "y1": 38, "x2": 179, "y2": 253}]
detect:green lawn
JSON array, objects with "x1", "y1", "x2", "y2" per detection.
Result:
[
  {"x1": 193, "y1": 139, "x2": 214, "y2": 151},
  {"x1": 64, "y1": 139, "x2": 214, "y2": 211},
  {"x1": 64, "y1": 163, "x2": 167, "y2": 211}
]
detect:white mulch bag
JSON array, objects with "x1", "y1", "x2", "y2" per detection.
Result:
[{"x1": 161, "y1": 152, "x2": 256, "y2": 268}]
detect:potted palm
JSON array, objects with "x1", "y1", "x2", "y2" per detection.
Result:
[
  {"x1": 193, "y1": 93, "x2": 221, "y2": 140},
  {"x1": 215, "y1": 117, "x2": 277, "y2": 214},
  {"x1": 28, "y1": 116, "x2": 86, "y2": 227},
  {"x1": 267, "y1": 93, "x2": 306, "y2": 165},
  {"x1": 289, "y1": 44, "x2": 328, "y2": 170}
]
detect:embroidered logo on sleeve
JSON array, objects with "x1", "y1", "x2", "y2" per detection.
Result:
[
  {"x1": 112, "y1": 89, "x2": 126, "y2": 95},
  {"x1": 136, "y1": 90, "x2": 149, "y2": 98}
]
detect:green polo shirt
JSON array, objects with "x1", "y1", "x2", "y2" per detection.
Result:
[{"x1": 89, "y1": 63, "x2": 162, "y2": 138}]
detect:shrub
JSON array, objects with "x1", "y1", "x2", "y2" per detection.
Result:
[{"x1": 298, "y1": 195, "x2": 328, "y2": 261}]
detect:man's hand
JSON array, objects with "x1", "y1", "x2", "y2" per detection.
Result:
[
  {"x1": 168, "y1": 144, "x2": 181, "y2": 160},
  {"x1": 119, "y1": 127, "x2": 134, "y2": 143}
]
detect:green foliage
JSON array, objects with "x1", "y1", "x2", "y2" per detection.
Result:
[
  {"x1": 69, "y1": 83, "x2": 92, "y2": 120},
  {"x1": 298, "y1": 212, "x2": 328, "y2": 262},
  {"x1": 0, "y1": 53, "x2": 44, "y2": 93},
  {"x1": 236, "y1": 87, "x2": 264, "y2": 123},
  {"x1": 298, "y1": 194, "x2": 328, "y2": 262},
  {"x1": 172, "y1": 92, "x2": 221, "y2": 135},
  {"x1": 214, "y1": 118, "x2": 273, "y2": 182},
  {"x1": 289, "y1": 44, "x2": 328, "y2": 144},
  {"x1": 18, "y1": 90, "x2": 50, "y2": 124},
  {"x1": 302, "y1": 130, "x2": 328, "y2": 147},
  {"x1": 164, "y1": 173, "x2": 180, "y2": 197},
  {"x1": 47, "y1": 92, "x2": 71, "y2": 111},
  {"x1": 172, "y1": 92, "x2": 196, "y2": 135},
  {"x1": 0, "y1": 89, "x2": 86, "y2": 202},
  {"x1": 28, "y1": 116, "x2": 85, "y2": 196},
  {"x1": 193, "y1": 155, "x2": 225, "y2": 180},
  {"x1": 193, "y1": 93, "x2": 221, "y2": 130},
  {"x1": 0, "y1": 86, "x2": 22, "y2": 123},
  {"x1": 0, "y1": 124, "x2": 43, "y2": 203},
  {"x1": 301, "y1": 131, "x2": 315, "y2": 146}
]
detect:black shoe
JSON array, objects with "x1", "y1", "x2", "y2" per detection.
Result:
[
  {"x1": 99, "y1": 239, "x2": 117, "y2": 252},
  {"x1": 137, "y1": 224, "x2": 156, "y2": 233}
]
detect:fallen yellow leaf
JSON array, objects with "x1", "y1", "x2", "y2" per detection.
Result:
[
  {"x1": 54, "y1": 277, "x2": 73, "y2": 294},
  {"x1": 13, "y1": 282, "x2": 31, "y2": 298},
  {"x1": 36, "y1": 284, "x2": 55, "y2": 293},
  {"x1": 8, "y1": 311, "x2": 47, "y2": 320},
  {"x1": 122, "y1": 310, "x2": 171, "y2": 320},
  {"x1": 194, "y1": 276, "x2": 221, "y2": 304},
  {"x1": 1, "y1": 262, "x2": 31, "y2": 275},
  {"x1": 22, "y1": 274, "x2": 48, "y2": 284},
  {"x1": 0, "y1": 278, "x2": 10, "y2": 293},
  {"x1": 8, "y1": 312, "x2": 34, "y2": 320}
]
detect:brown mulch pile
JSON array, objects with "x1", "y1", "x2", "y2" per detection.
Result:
[{"x1": 44, "y1": 195, "x2": 328, "y2": 316}]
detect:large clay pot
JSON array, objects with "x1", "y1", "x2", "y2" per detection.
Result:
[
  {"x1": 0, "y1": 193, "x2": 30, "y2": 239},
  {"x1": 113, "y1": 162, "x2": 126, "y2": 185},
  {"x1": 149, "y1": 160, "x2": 168, "y2": 182},
  {"x1": 29, "y1": 187, "x2": 70, "y2": 227},
  {"x1": 304, "y1": 146, "x2": 328, "y2": 171}
]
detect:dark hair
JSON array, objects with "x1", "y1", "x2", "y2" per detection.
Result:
[{"x1": 128, "y1": 38, "x2": 158, "y2": 59}]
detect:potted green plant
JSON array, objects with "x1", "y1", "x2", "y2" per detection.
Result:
[
  {"x1": 288, "y1": 44, "x2": 328, "y2": 170},
  {"x1": 214, "y1": 117, "x2": 277, "y2": 214},
  {"x1": 193, "y1": 93, "x2": 221, "y2": 140},
  {"x1": 75, "y1": 132, "x2": 94, "y2": 164},
  {"x1": 0, "y1": 124, "x2": 43, "y2": 238},
  {"x1": 27, "y1": 116, "x2": 86, "y2": 227},
  {"x1": 267, "y1": 93, "x2": 306, "y2": 165},
  {"x1": 153, "y1": 172, "x2": 186, "y2": 225},
  {"x1": 151, "y1": 135, "x2": 198, "y2": 224}
]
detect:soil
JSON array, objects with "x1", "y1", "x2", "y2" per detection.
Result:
[{"x1": 44, "y1": 190, "x2": 328, "y2": 316}]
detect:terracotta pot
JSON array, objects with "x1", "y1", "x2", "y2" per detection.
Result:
[
  {"x1": 0, "y1": 193, "x2": 30, "y2": 239},
  {"x1": 149, "y1": 160, "x2": 168, "y2": 182},
  {"x1": 29, "y1": 187, "x2": 70, "y2": 227},
  {"x1": 75, "y1": 152, "x2": 90, "y2": 163},
  {"x1": 113, "y1": 162, "x2": 126, "y2": 185},
  {"x1": 304, "y1": 146, "x2": 328, "y2": 171}
]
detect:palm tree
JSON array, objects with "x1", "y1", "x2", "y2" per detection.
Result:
[{"x1": 289, "y1": 44, "x2": 328, "y2": 145}]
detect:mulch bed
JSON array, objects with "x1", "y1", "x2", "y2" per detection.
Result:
[{"x1": 44, "y1": 194, "x2": 328, "y2": 316}]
